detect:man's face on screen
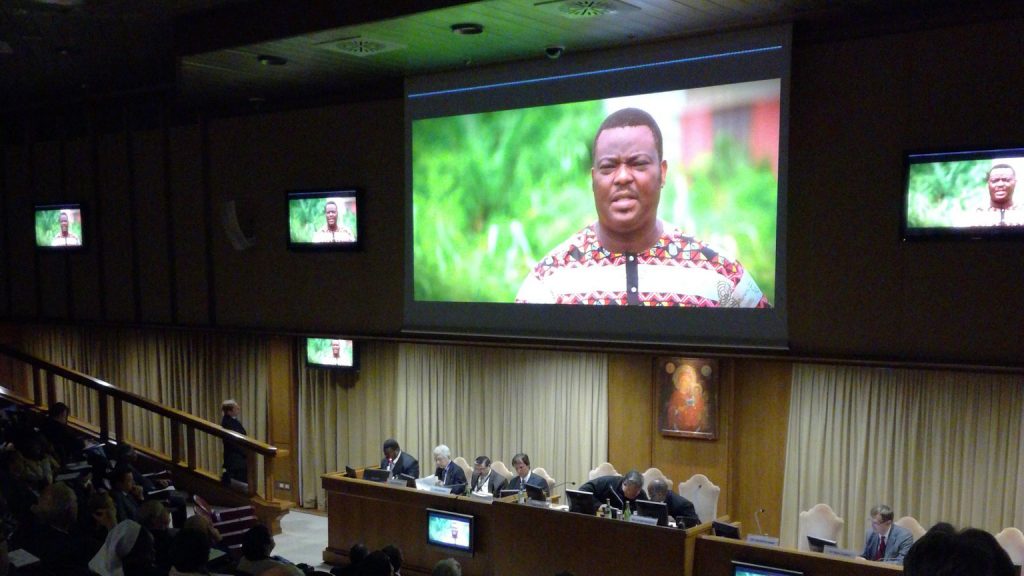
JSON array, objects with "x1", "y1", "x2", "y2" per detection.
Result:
[
  {"x1": 988, "y1": 167, "x2": 1016, "y2": 207},
  {"x1": 325, "y1": 202, "x2": 338, "y2": 228},
  {"x1": 60, "y1": 213, "x2": 69, "y2": 234},
  {"x1": 592, "y1": 125, "x2": 665, "y2": 245},
  {"x1": 331, "y1": 340, "x2": 341, "y2": 357}
]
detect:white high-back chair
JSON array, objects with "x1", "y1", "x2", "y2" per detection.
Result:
[
  {"x1": 532, "y1": 467, "x2": 556, "y2": 494},
  {"x1": 453, "y1": 457, "x2": 473, "y2": 486},
  {"x1": 490, "y1": 461, "x2": 514, "y2": 482},
  {"x1": 995, "y1": 527, "x2": 1024, "y2": 566},
  {"x1": 894, "y1": 516, "x2": 927, "y2": 541},
  {"x1": 641, "y1": 467, "x2": 672, "y2": 494},
  {"x1": 797, "y1": 503, "x2": 845, "y2": 552},
  {"x1": 678, "y1": 474, "x2": 721, "y2": 523},
  {"x1": 588, "y1": 462, "x2": 619, "y2": 480}
]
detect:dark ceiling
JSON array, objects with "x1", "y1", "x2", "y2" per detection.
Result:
[{"x1": 0, "y1": 0, "x2": 1015, "y2": 115}]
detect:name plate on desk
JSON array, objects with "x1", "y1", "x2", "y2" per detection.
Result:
[
  {"x1": 823, "y1": 545, "x2": 860, "y2": 559},
  {"x1": 430, "y1": 485, "x2": 454, "y2": 494},
  {"x1": 388, "y1": 478, "x2": 409, "y2": 488},
  {"x1": 526, "y1": 498, "x2": 550, "y2": 508},
  {"x1": 629, "y1": 515, "x2": 659, "y2": 526},
  {"x1": 469, "y1": 493, "x2": 494, "y2": 503},
  {"x1": 746, "y1": 534, "x2": 780, "y2": 546}
]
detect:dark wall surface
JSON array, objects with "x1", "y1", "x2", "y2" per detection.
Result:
[{"x1": 2, "y1": 16, "x2": 1023, "y2": 366}]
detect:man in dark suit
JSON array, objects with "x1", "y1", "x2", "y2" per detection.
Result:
[
  {"x1": 860, "y1": 504, "x2": 914, "y2": 564},
  {"x1": 220, "y1": 399, "x2": 247, "y2": 484},
  {"x1": 646, "y1": 478, "x2": 700, "y2": 527},
  {"x1": 431, "y1": 445, "x2": 467, "y2": 493},
  {"x1": 381, "y1": 438, "x2": 420, "y2": 479},
  {"x1": 578, "y1": 470, "x2": 647, "y2": 513},
  {"x1": 469, "y1": 456, "x2": 507, "y2": 496},
  {"x1": 505, "y1": 453, "x2": 549, "y2": 496},
  {"x1": 109, "y1": 464, "x2": 142, "y2": 523}
]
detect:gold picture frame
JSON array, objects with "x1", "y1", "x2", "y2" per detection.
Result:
[{"x1": 654, "y1": 357, "x2": 718, "y2": 439}]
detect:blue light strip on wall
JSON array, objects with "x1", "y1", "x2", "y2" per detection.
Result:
[{"x1": 408, "y1": 45, "x2": 783, "y2": 99}]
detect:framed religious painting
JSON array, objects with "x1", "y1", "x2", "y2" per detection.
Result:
[{"x1": 654, "y1": 357, "x2": 719, "y2": 440}]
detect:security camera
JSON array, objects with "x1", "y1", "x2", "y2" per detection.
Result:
[{"x1": 545, "y1": 46, "x2": 564, "y2": 60}]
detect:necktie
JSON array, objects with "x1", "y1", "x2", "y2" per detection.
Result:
[{"x1": 876, "y1": 535, "x2": 886, "y2": 560}]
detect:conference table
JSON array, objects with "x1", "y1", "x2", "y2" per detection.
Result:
[{"x1": 322, "y1": 472, "x2": 711, "y2": 576}]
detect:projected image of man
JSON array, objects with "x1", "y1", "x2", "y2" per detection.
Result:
[
  {"x1": 516, "y1": 108, "x2": 768, "y2": 307},
  {"x1": 969, "y1": 163, "x2": 1022, "y2": 226},
  {"x1": 51, "y1": 210, "x2": 81, "y2": 246},
  {"x1": 313, "y1": 199, "x2": 355, "y2": 242}
]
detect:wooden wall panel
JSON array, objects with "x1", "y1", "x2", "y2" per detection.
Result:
[
  {"x1": 168, "y1": 124, "x2": 209, "y2": 326},
  {"x1": 607, "y1": 353, "x2": 653, "y2": 474},
  {"x1": 65, "y1": 138, "x2": 101, "y2": 320},
  {"x1": 132, "y1": 129, "x2": 172, "y2": 324},
  {"x1": 34, "y1": 140, "x2": 69, "y2": 319},
  {"x1": 5, "y1": 145, "x2": 35, "y2": 319},
  {"x1": 97, "y1": 131, "x2": 134, "y2": 322},
  {"x1": 268, "y1": 337, "x2": 297, "y2": 502}
]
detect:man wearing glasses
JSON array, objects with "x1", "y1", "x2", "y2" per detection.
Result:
[{"x1": 860, "y1": 504, "x2": 914, "y2": 564}]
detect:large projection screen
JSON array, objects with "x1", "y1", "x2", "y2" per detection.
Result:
[{"x1": 405, "y1": 26, "x2": 790, "y2": 349}]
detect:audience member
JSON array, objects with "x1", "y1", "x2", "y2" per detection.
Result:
[
  {"x1": 82, "y1": 492, "x2": 118, "y2": 542},
  {"x1": 237, "y1": 524, "x2": 303, "y2": 576},
  {"x1": 39, "y1": 402, "x2": 84, "y2": 466},
  {"x1": 168, "y1": 528, "x2": 211, "y2": 576},
  {"x1": 431, "y1": 558, "x2": 461, "y2": 576},
  {"x1": 110, "y1": 465, "x2": 143, "y2": 522},
  {"x1": 331, "y1": 543, "x2": 368, "y2": 576},
  {"x1": 354, "y1": 550, "x2": 393, "y2": 576},
  {"x1": 381, "y1": 545, "x2": 403, "y2": 576},
  {"x1": 136, "y1": 500, "x2": 175, "y2": 571},
  {"x1": 904, "y1": 525, "x2": 1014, "y2": 576},
  {"x1": 88, "y1": 519, "x2": 161, "y2": 576},
  {"x1": 13, "y1": 431, "x2": 60, "y2": 491},
  {"x1": 19, "y1": 482, "x2": 98, "y2": 575}
]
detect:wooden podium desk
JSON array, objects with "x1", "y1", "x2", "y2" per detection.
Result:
[
  {"x1": 322, "y1": 473, "x2": 711, "y2": 576},
  {"x1": 694, "y1": 535, "x2": 904, "y2": 576}
]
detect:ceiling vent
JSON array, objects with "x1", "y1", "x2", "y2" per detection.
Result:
[
  {"x1": 318, "y1": 37, "x2": 405, "y2": 58},
  {"x1": 534, "y1": 0, "x2": 640, "y2": 18}
]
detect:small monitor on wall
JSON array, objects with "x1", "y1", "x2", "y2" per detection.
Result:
[
  {"x1": 287, "y1": 189, "x2": 362, "y2": 250},
  {"x1": 903, "y1": 147, "x2": 1024, "y2": 239},
  {"x1": 35, "y1": 203, "x2": 84, "y2": 250},
  {"x1": 426, "y1": 508, "x2": 474, "y2": 555},
  {"x1": 732, "y1": 561, "x2": 803, "y2": 576},
  {"x1": 305, "y1": 338, "x2": 359, "y2": 371}
]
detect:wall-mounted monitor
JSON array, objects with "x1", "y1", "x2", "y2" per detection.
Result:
[
  {"x1": 305, "y1": 338, "x2": 359, "y2": 371},
  {"x1": 903, "y1": 148, "x2": 1024, "y2": 239},
  {"x1": 405, "y1": 26, "x2": 790, "y2": 349},
  {"x1": 732, "y1": 561, "x2": 803, "y2": 576},
  {"x1": 35, "y1": 204, "x2": 84, "y2": 250},
  {"x1": 426, "y1": 508, "x2": 474, "y2": 555},
  {"x1": 287, "y1": 189, "x2": 362, "y2": 250}
]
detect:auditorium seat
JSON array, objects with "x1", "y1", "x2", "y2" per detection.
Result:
[
  {"x1": 532, "y1": 467, "x2": 556, "y2": 494},
  {"x1": 995, "y1": 527, "x2": 1024, "y2": 565},
  {"x1": 895, "y1": 516, "x2": 927, "y2": 541},
  {"x1": 797, "y1": 503, "x2": 844, "y2": 552},
  {"x1": 641, "y1": 467, "x2": 672, "y2": 494},
  {"x1": 192, "y1": 494, "x2": 259, "y2": 558},
  {"x1": 678, "y1": 474, "x2": 721, "y2": 523},
  {"x1": 491, "y1": 461, "x2": 514, "y2": 482},
  {"x1": 588, "y1": 462, "x2": 619, "y2": 480}
]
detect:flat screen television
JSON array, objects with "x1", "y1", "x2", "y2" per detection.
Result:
[
  {"x1": 287, "y1": 189, "x2": 362, "y2": 250},
  {"x1": 566, "y1": 489, "x2": 599, "y2": 515},
  {"x1": 405, "y1": 26, "x2": 790, "y2": 349},
  {"x1": 713, "y1": 520, "x2": 741, "y2": 539},
  {"x1": 635, "y1": 499, "x2": 669, "y2": 527},
  {"x1": 305, "y1": 338, "x2": 359, "y2": 371},
  {"x1": 35, "y1": 203, "x2": 84, "y2": 250},
  {"x1": 903, "y1": 147, "x2": 1024, "y2": 239},
  {"x1": 426, "y1": 508, "x2": 474, "y2": 554},
  {"x1": 732, "y1": 561, "x2": 803, "y2": 576}
]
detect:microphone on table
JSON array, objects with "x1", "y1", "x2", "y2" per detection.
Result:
[{"x1": 755, "y1": 507, "x2": 766, "y2": 535}]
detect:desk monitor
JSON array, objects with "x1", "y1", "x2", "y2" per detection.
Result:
[
  {"x1": 398, "y1": 473, "x2": 418, "y2": 487},
  {"x1": 426, "y1": 508, "x2": 474, "y2": 555},
  {"x1": 499, "y1": 489, "x2": 520, "y2": 499},
  {"x1": 732, "y1": 561, "x2": 803, "y2": 576},
  {"x1": 635, "y1": 499, "x2": 669, "y2": 527},
  {"x1": 677, "y1": 514, "x2": 701, "y2": 529},
  {"x1": 344, "y1": 466, "x2": 357, "y2": 479},
  {"x1": 713, "y1": 520, "x2": 741, "y2": 539},
  {"x1": 806, "y1": 535, "x2": 837, "y2": 553},
  {"x1": 362, "y1": 468, "x2": 391, "y2": 483},
  {"x1": 566, "y1": 489, "x2": 599, "y2": 515},
  {"x1": 524, "y1": 483, "x2": 546, "y2": 502}
]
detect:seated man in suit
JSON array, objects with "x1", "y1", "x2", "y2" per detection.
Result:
[
  {"x1": 505, "y1": 453, "x2": 549, "y2": 497},
  {"x1": 432, "y1": 445, "x2": 466, "y2": 493},
  {"x1": 381, "y1": 438, "x2": 420, "y2": 479},
  {"x1": 646, "y1": 478, "x2": 700, "y2": 527},
  {"x1": 861, "y1": 504, "x2": 914, "y2": 564},
  {"x1": 470, "y1": 456, "x2": 507, "y2": 496},
  {"x1": 578, "y1": 470, "x2": 647, "y2": 514}
]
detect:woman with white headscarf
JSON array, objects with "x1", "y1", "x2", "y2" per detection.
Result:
[{"x1": 89, "y1": 519, "x2": 161, "y2": 576}]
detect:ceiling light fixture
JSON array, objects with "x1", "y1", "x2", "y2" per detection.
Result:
[
  {"x1": 450, "y1": 23, "x2": 484, "y2": 35},
  {"x1": 257, "y1": 54, "x2": 287, "y2": 66}
]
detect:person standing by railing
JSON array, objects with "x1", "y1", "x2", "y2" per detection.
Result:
[{"x1": 220, "y1": 400, "x2": 247, "y2": 485}]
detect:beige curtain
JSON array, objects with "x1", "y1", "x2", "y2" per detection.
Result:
[
  {"x1": 297, "y1": 342, "x2": 608, "y2": 509},
  {"x1": 21, "y1": 325, "x2": 269, "y2": 481},
  {"x1": 780, "y1": 363, "x2": 1024, "y2": 549}
]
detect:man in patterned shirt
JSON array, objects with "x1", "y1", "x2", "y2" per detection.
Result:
[{"x1": 516, "y1": 107, "x2": 769, "y2": 307}]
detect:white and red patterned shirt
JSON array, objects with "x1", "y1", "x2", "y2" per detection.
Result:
[{"x1": 516, "y1": 223, "x2": 769, "y2": 307}]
